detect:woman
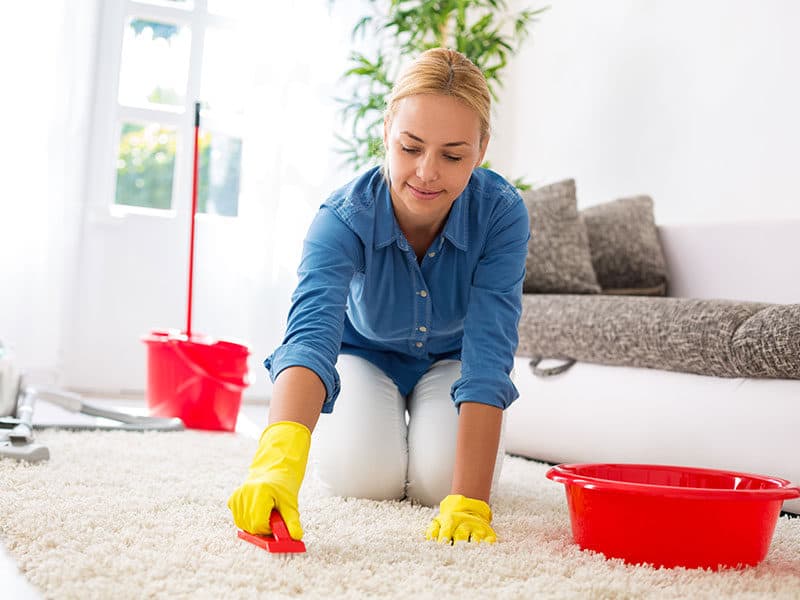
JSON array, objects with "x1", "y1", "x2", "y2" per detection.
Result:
[{"x1": 228, "y1": 48, "x2": 529, "y2": 545}]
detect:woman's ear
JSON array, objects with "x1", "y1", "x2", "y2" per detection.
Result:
[{"x1": 383, "y1": 116, "x2": 391, "y2": 151}]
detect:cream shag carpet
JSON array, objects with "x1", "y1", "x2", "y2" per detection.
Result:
[{"x1": 1, "y1": 429, "x2": 799, "y2": 599}]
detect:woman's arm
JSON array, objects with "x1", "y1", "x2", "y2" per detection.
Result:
[
  {"x1": 451, "y1": 191, "x2": 529, "y2": 413},
  {"x1": 450, "y1": 401, "x2": 503, "y2": 502},
  {"x1": 265, "y1": 206, "x2": 364, "y2": 415},
  {"x1": 426, "y1": 185, "x2": 528, "y2": 544},
  {"x1": 268, "y1": 366, "x2": 327, "y2": 432},
  {"x1": 228, "y1": 206, "x2": 361, "y2": 537},
  {"x1": 426, "y1": 402, "x2": 503, "y2": 543}
]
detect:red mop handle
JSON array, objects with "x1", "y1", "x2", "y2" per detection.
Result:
[{"x1": 186, "y1": 101, "x2": 201, "y2": 337}]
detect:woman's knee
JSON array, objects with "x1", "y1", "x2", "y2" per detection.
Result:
[
  {"x1": 313, "y1": 440, "x2": 407, "y2": 501},
  {"x1": 405, "y1": 401, "x2": 508, "y2": 507},
  {"x1": 406, "y1": 424, "x2": 456, "y2": 506},
  {"x1": 311, "y1": 354, "x2": 408, "y2": 501},
  {"x1": 405, "y1": 447, "x2": 455, "y2": 507},
  {"x1": 405, "y1": 360, "x2": 462, "y2": 506}
]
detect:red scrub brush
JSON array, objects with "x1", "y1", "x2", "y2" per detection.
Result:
[{"x1": 237, "y1": 509, "x2": 306, "y2": 554}]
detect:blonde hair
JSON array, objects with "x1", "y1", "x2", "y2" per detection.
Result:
[{"x1": 382, "y1": 48, "x2": 491, "y2": 179}]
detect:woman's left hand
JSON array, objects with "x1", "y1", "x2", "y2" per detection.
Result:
[{"x1": 425, "y1": 494, "x2": 497, "y2": 544}]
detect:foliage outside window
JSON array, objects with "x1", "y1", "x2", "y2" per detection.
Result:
[
  {"x1": 116, "y1": 123, "x2": 176, "y2": 210},
  {"x1": 116, "y1": 124, "x2": 241, "y2": 216}
]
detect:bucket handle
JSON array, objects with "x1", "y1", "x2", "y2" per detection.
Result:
[{"x1": 169, "y1": 341, "x2": 249, "y2": 391}]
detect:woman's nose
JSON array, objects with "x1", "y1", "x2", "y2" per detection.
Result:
[{"x1": 415, "y1": 153, "x2": 439, "y2": 182}]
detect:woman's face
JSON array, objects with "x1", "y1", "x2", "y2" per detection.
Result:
[{"x1": 383, "y1": 93, "x2": 488, "y2": 231}]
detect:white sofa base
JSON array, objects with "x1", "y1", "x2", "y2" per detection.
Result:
[{"x1": 507, "y1": 357, "x2": 800, "y2": 514}]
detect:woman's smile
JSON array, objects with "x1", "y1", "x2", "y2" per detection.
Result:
[{"x1": 407, "y1": 183, "x2": 443, "y2": 200}]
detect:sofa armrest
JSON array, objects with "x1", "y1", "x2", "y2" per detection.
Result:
[{"x1": 517, "y1": 294, "x2": 800, "y2": 379}]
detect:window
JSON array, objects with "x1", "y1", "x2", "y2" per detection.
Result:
[
  {"x1": 110, "y1": 0, "x2": 249, "y2": 217},
  {"x1": 115, "y1": 122, "x2": 177, "y2": 209}
]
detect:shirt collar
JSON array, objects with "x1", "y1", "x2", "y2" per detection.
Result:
[
  {"x1": 373, "y1": 175, "x2": 472, "y2": 252},
  {"x1": 441, "y1": 189, "x2": 469, "y2": 251}
]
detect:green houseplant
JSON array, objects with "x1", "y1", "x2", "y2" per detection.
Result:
[{"x1": 336, "y1": 0, "x2": 546, "y2": 189}]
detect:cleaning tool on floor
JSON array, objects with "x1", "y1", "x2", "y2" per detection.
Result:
[
  {"x1": 0, "y1": 387, "x2": 49, "y2": 463},
  {"x1": 8, "y1": 386, "x2": 36, "y2": 443},
  {"x1": 142, "y1": 101, "x2": 249, "y2": 432},
  {"x1": 30, "y1": 387, "x2": 184, "y2": 431},
  {"x1": 0, "y1": 340, "x2": 20, "y2": 417},
  {"x1": 228, "y1": 421, "x2": 311, "y2": 552},
  {"x1": 0, "y1": 429, "x2": 49, "y2": 462},
  {"x1": 1, "y1": 373, "x2": 183, "y2": 432},
  {"x1": 0, "y1": 342, "x2": 183, "y2": 461},
  {"x1": 237, "y1": 510, "x2": 306, "y2": 554},
  {"x1": 0, "y1": 387, "x2": 182, "y2": 462}
]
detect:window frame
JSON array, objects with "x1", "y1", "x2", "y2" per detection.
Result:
[{"x1": 88, "y1": 0, "x2": 243, "y2": 222}]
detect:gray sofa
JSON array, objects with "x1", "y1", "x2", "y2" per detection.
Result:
[{"x1": 505, "y1": 179, "x2": 800, "y2": 513}]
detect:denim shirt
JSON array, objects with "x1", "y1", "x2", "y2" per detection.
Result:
[{"x1": 265, "y1": 166, "x2": 530, "y2": 413}]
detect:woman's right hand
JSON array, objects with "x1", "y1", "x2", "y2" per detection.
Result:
[{"x1": 227, "y1": 420, "x2": 311, "y2": 539}]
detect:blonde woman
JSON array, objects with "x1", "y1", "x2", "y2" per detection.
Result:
[{"x1": 228, "y1": 48, "x2": 529, "y2": 545}]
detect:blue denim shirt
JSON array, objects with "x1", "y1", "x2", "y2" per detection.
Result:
[{"x1": 265, "y1": 166, "x2": 530, "y2": 413}]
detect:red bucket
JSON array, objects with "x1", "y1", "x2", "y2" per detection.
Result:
[{"x1": 142, "y1": 329, "x2": 249, "y2": 431}]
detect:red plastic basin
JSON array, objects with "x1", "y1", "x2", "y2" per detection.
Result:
[{"x1": 546, "y1": 463, "x2": 800, "y2": 570}]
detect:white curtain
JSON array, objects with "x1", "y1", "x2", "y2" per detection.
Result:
[
  {"x1": 0, "y1": 1, "x2": 371, "y2": 396},
  {"x1": 206, "y1": 2, "x2": 371, "y2": 398},
  {"x1": 0, "y1": 2, "x2": 100, "y2": 379}
]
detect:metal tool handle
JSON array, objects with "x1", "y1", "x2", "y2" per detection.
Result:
[
  {"x1": 0, "y1": 344, "x2": 21, "y2": 418},
  {"x1": 30, "y1": 387, "x2": 184, "y2": 430},
  {"x1": 8, "y1": 388, "x2": 35, "y2": 443}
]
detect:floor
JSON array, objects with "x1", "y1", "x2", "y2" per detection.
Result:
[
  {"x1": 1, "y1": 393, "x2": 269, "y2": 599},
  {"x1": 4, "y1": 393, "x2": 799, "y2": 596}
]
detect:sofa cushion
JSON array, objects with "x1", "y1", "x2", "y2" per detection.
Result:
[
  {"x1": 521, "y1": 179, "x2": 601, "y2": 294},
  {"x1": 517, "y1": 294, "x2": 800, "y2": 379},
  {"x1": 581, "y1": 196, "x2": 668, "y2": 295}
]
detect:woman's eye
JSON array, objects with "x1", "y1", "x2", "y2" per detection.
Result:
[{"x1": 400, "y1": 145, "x2": 461, "y2": 162}]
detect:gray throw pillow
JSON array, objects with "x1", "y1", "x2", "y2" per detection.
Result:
[
  {"x1": 521, "y1": 179, "x2": 601, "y2": 294},
  {"x1": 581, "y1": 196, "x2": 669, "y2": 295}
]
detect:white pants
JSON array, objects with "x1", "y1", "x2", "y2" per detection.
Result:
[{"x1": 310, "y1": 354, "x2": 506, "y2": 507}]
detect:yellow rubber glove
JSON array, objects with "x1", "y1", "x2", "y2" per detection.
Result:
[
  {"x1": 227, "y1": 420, "x2": 311, "y2": 539},
  {"x1": 426, "y1": 494, "x2": 497, "y2": 544}
]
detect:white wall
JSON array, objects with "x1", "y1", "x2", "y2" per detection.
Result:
[
  {"x1": 491, "y1": 0, "x2": 800, "y2": 224},
  {"x1": 2, "y1": 1, "x2": 797, "y2": 395}
]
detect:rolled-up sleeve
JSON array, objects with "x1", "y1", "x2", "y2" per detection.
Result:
[
  {"x1": 451, "y1": 196, "x2": 530, "y2": 410},
  {"x1": 264, "y1": 206, "x2": 362, "y2": 413}
]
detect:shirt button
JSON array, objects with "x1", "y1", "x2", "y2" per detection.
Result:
[
  {"x1": 428, "y1": 251, "x2": 436, "y2": 258},
  {"x1": 418, "y1": 326, "x2": 427, "y2": 332},
  {"x1": 415, "y1": 342, "x2": 423, "y2": 348},
  {"x1": 419, "y1": 290, "x2": 428, "y2": 297}
]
